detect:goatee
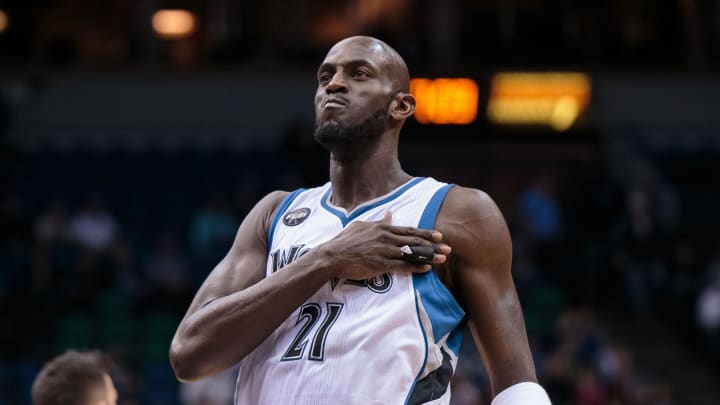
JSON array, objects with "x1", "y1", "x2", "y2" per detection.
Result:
[{"x1": 314, "y1": 107, "x2": 388, "y2": 149}]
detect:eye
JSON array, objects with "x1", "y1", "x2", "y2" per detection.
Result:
[
  {"x1": 318, "y1": 72, "x2": 332, "y2": 84},
  {"x1": 353, "y1": 69, "x2": 371, "y2": 79}
]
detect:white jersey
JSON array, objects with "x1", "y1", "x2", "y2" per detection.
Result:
[{"x1": 235, "y1": 177, "x2": 466, "y2": 405}]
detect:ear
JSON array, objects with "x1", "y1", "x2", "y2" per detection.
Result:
[{"x1": 388, "y1": 92, "x2": 415, "y2": 121}]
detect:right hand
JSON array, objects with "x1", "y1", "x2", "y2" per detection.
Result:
[{"x1": 317, "y1": 211, "x2": 451, "y2": 280}]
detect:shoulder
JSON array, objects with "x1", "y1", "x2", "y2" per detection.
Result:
[
  {"x1": 235, "y1": 190, "x2": 292, "y2": 242},
  {"x1": 437, "y1": 185, "x2": 509, "y2": 237},
  {"x1": 435, "y1": 185, "x2": 512, "y2": 274},
  {"x1": 258, "y1": 190, "x2": 292, "y2": 223},
  {"x1": 440, "y1": 185, "x2": 499, "y2": 217},
  {"x1": 243, "y1": 185, "x2": 326, "y2": 243},
  {"x1": 260, "y1": 190, "x2": 292, "y2": 212},
  {"x1": 249, "y1": 190, "x2": 292, "y2": 220}
]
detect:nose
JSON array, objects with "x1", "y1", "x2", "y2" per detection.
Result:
[{"x1": 326, "y1": 73, "x2": 348, "y2": 94}]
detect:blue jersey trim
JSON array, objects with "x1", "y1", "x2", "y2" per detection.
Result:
[
  {"x1": 413, "y1": 183, "x2": 465, "y2": 343},
  {"x1": 320, "y1": 177, "x2": 426, "y2": 227},
  {"x1": 417, "y1": 183, "x2": 454, "y2": 230},
  {"x1": 414, "y1": 272, "x2": 465, "y2": 343},
  {"x1": 445, "y1": 321, "x2": 465, "y2": 357},
  {"x1": 267, "y1": 189, "x2": 305, "y2": 250},
  {"x1": 405, "y1": 292, "x2": 429, "y2": 405},
  {"x1": 407, "y1": 183, "x2": 466, "y2": 403}
]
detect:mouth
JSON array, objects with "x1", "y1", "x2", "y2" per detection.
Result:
[{"x1": 323, "y1": 98, "x2": 347, "y2": 108}]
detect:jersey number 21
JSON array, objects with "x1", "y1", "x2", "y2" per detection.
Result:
[{"x1": 281, "y1": 302, "x2": 344, "y2": 362}]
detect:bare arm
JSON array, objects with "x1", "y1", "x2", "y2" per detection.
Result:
[
  {"x1": 170, "y1": 190, "x2": 304, "y2": 381},
  {"x1": 170, "y1": 193, "x2": 450, "y2": 382},
  {"x1": 437, "y1": 187, "x2": 537, "y2": 397}
]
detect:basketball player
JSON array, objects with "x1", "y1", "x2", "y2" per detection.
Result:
[
  {"x1": 32, "y1": 350, "x2": 118, "y2": 405},
  {"x1": 170, "y1": 36, "x2": 551, "y2": 404}
]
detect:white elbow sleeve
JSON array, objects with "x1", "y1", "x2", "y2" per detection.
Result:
[{"x1": 490, "y1": 382, "x2": 551, "y2": 405}]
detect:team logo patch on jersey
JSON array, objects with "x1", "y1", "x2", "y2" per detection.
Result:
[{"x1": 283, "y1": 208, "x2": 311, "y2": 226}]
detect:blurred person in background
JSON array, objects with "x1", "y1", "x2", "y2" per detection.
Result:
[
  {"x1": 31, "y1": 350, "x2": 118, "y2": 405},
  {"x1": 697, "y1": 248, "x2": 720, "y2": 338},
  {"x1": 611, "y1": 188, "x2": 663, "y2": 319},
  {"x1": 31, "y1": 200, "x2": 74, "y2": 292},
  {"x1": 170, "y1": 36, "x2": 550, "y2": 405},
  {"x1": 518, "y1": 174, "x2": 563, "y2": 243},
  {"x1": 70, "y1": 195, "x2": 119, "y2": 252},
  {"x1": 179, "y1": 366, "x2": 237, "y2": 405}
]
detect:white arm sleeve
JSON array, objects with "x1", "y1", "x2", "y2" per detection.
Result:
[{"x1": 490, "y1": 382, "x2": 551, "y2": 405}]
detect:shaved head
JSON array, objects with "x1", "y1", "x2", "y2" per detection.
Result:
[{"x1": 326, "y1": 36, "x2": 410, "y2": 93}]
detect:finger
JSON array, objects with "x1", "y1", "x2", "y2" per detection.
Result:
[
  {"x1": 386, "y1": 259, "x2": 432, "y2": 273},
  {"x1": 384, "y1": 233, "x2": 451, "y2": 252},
  {"x1": 390, "y1": 236, "x2": 436, "y2": 249},
  {"x1": 415, "y1": 264, "x2": 432, "y2": 273},
  {"x1": 387, "y1": 225, "x2": 443, "y2": 242},
  {"x1": 393, "y1": 245, "x2": 448, "y2": 264},
  {"x1": 382, "y1": 210, "x2": 393, "y2": 225},
  {"x1": 400, "y1": 245, "x2": 434, "y2": 263},
  {"x1": 378, "y1": 245, "x2": 438, "y2": 258},
  {"x1": 434, "y1": 244, "x2": 452, "y2": 255}
]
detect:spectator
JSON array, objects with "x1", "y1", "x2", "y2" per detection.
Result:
[
  {"x1": 32, "y1": 350, "x2": 118, "y2": 405},
  {"x1": 596, "y1": 340, "x2": 624, "y2": 385},
  {"x1": 518, "y1": 174, "x2": 563, "y2": 241},
  {"x1": 70, "y1": 196, "x2": 119, "y2": 251},
  {"x1": 575, "y1": 368, "x2": 608, "y2": 405},
  {"x1": 179, "y1": 366, "x2": 237, "y2": 405},
  {"x1": 696, "y1": 270, "x2": 720, "y2": 334},
  {"x1": 611, "y1": 188, "x2": 665, "y2": 318}
]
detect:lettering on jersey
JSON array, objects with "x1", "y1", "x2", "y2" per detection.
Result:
[
  {"x1": 283, "y1": 208, "x2": 311, "y2": 226},
  {"x1": 271, "y1": 244, "x2": 310, "y2": 273},
  {"x1": 331, "y1": 273, "x2": 393, "y2": 294}
]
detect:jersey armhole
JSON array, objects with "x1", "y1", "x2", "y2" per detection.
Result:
[{"x1": 267, "y1": 189, "x2": 305, "y2": 250}]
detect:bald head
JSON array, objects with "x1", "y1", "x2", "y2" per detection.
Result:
[{"x1": 325, "y1": 36, "x2": 410, "y2": 93}]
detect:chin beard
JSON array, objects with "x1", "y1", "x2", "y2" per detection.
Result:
[{"x1": 314, "y1": 108, "x2": 388, "y2": 150}]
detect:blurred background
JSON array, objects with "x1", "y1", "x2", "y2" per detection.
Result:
[{"x1": 1, "y1": 0, "x2": 720, "y2": 404}]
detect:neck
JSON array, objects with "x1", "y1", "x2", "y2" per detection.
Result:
[{"x1": 327, "y1": 136, "x2": 411, "y2": 212}]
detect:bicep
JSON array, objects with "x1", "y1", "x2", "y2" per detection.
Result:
[{"x1": 441, "y1": 187, "x2": 536, "y2": 394}]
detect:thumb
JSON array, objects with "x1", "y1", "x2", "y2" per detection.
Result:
[{"x1": 382, "y1": 210, "x2": 393, "y2": 224}]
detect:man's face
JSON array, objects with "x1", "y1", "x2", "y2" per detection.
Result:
[{"x1": 314, "y1": 39, "x2": 396, "y2": 146}]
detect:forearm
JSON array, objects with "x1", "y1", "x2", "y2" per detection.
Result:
[
  {"x1": 477, "y1": 297, "x2": 537, "y2": 394},
  {"x1": 170, "y1": 249, "x2": 333, "y2": 381}
]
